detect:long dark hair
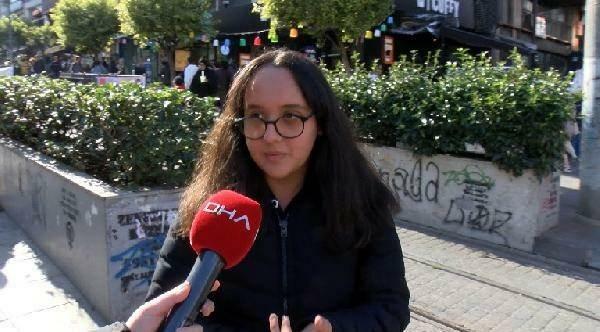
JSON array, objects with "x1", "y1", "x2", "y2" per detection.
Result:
[{"x1": 176, "y1": 49, "x2": 399, "y2": 250}]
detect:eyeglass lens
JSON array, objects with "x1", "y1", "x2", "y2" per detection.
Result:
[{"x1": 242, "y1": 115, "x2": 305, "y2": 139}]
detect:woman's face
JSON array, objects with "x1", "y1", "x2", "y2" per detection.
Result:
[{"x1": 243, "y1": 66, "x2": 318, "y2": 185}]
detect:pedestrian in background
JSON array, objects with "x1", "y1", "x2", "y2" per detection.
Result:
[
  {"x1": 108, "y1": 57, "x2": 118, "y2": 74},
  {"x1": 189, "y1": 59, "x2": 213, "y2": 97},
  {"x1": 564, "y1": 68, "x2": 583, "y2": 173},
  {"x1": 146, "y1": 49, "x2": 410, "y2": 332},
  {"x1": 214, "y1": 60, "x2": 233, "y2": 101},
  {"x1": 116, "y1": 58, "x2": 126, "y2": 74},
  {"x1": 31, "y1": 54, "x2": 45, "y2": 74},
  {"x1": 159, "y1": 60, "x2": 171, "y2": 86},
  {"x1": 90, "y1": 61, "x2": 107, "y2": 75},
  {"x1": 48, "y1": 55, "x2": 62, "y2": 79},
  {"x1": 172, "y1": 75, "x2": 185, "y2": 90},
  {"x1": 183, "y1": 56, "x2": 199, "y2": 90},
  {"x1": 69, "y1": 55, "x2": 83, "y2": 73}
]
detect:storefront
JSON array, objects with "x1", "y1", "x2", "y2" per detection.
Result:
[
  {"x1": 207, "y1": 3, "x2": 325, "y2": 67},
  {"x1": 361, "y1": 0, "x2": 537, "y2": 66}
]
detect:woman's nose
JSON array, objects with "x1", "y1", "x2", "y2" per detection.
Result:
[{"x1": 263, "y1": 122, "x2": 282, "y2": 142}]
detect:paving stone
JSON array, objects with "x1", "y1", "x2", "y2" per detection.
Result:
[
  {"x1": 0, "y1": 228, "x2": 26, "y2": 247},
  {"x1": 567, "y1": 317, "x2": 600, "y2": 332},
  {"x1": 406, "y1": 313, "x2": 458, "y2": 332},
  {"x1": 541, "y1": 312, "x2": 579, "y2": 332},
  {"x1": 0, "y1": 320, "x2": 19, "y2": 332},
  {"x1": 10, "y1": 302, "x2": 102, "y2": 332},
  {"x1": 1, "y1": 255, "x2": 62, "y2": 284},
  {"x1": 405, "y1": 258, "x2": 600, "y2": 331},
  {"x1": 4, "y1": 209, "x2": 600, "y2": 331},
  {"x1": 0, "y1": 275, "x2": 78, "y2": 317},
  {"x1": 398, "y1": 225, "x2": 600, "y2": 316}
]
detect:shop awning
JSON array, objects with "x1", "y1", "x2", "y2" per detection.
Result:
[
  {"x1": 214, "y1": 4, "x2": 270, "y2": 36},
  {"x1": 44, "y1": 45, "x2": 66, "y2": 55},
  {"x1": 390, "y1": 14, "x2": 536, "y2": 54},
  {"x1": 441, "y1": 26, "x2": 537, "y2": 54}
]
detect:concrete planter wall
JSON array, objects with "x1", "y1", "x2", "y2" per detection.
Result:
[
  {"x1": 363, "y1": 145, "x2": 560, "y2": 252},
  {"x1": 0, "y1": 137, "x2": 181, "y2": 322},
  {"x1": 0, "y1": 137, "x2": 560, "y2": 321}
]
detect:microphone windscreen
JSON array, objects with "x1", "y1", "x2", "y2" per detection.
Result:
[{"x1": 189, "y1": 190, "x2": 262, "y2": 269}]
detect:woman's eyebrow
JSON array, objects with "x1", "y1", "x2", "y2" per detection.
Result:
[
  {"x1": 281, "y1": 104, "x2": 308, "y2": 110},
  {"x1": 245, "y1": 104, "x2": 264, "y2": 111}
]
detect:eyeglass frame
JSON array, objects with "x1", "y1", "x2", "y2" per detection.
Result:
[{"x1": 234, "y1": 112, "x2": 315, "y2": 139}]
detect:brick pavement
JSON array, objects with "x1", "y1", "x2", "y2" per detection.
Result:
[
  {"x1": 399, "y1": 221, "x2": 600, "y2": 332},
  {"x1": 2, "y1": 210, "x2": 600, "y2": 331}
]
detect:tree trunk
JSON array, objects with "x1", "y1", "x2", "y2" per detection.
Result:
[
  {"x1": 339, "y1": 43, "x2": 351, "y2": 71},
  {"x1": 325, "y1": 30, "x2": 351, "y2": 71},
  {"x1": 167, "y1": 46, "x2": 176, "y2": 86}
]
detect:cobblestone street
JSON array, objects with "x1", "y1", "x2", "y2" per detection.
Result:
[
  {"x1": 2, "y1": 211, "x2": 599, "y2": 331},
  {"x1": 399, "y1": 222, "x2": 600, "y2": 331}
]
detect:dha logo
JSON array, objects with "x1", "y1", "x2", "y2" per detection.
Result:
[{"x1": 203, "y1": 202, "x2": 251, "y2": 231}]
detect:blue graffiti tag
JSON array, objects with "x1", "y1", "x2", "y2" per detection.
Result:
[{"x1": 110, "y1": 234, "x2": 166, "y2": 293}]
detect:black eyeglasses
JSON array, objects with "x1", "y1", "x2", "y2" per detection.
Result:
[{"x1": 235, "y1": 113, "x2": 315, "y2": 139}]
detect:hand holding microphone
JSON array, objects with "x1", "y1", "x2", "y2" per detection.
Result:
[{"x1": 125, "y1": 280, "x2": 220, "y2": 332}]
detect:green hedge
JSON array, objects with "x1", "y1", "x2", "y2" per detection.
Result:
[
  {"x1": 0, "y1": 76, "x2": 218, "y2": 188},
  {"x1": 0, "y1": 51, "x2": 577, "y2": 189},
  {"x1": 325, "y1": 50, "x2": 578, "y2": 177}
]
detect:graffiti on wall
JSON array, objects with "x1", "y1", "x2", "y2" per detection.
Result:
[
  {"x1": 378, "y1": 158, "x2": 512, "y2": 244},
  {"x1": 110, "y1": 209, "x2": 178, "y2": 293},
  {"x1": 110, "y1": 234, "x2": 166, "y2": 293},
  {"x1": 31, "y1": 171, "x2": 47, "y2": 229},
  {"x1": 379, "y1": 159, "x2": 440, "y2": 203},
  {"x1": 60, "y1": 188, "x2": 80, "y2": 249},
  {"x1": 442, "y1": 165, "x2": 511, "y2": 243},
  {"x1": 443, "y1": 165, "x2": 495, "y2": 189},
  {"x1": 116, "y1": 209, "x2": 178, "y2": 240},
  {"x1": 541, "y1": 175, "x2": 559, "y2": 213}
]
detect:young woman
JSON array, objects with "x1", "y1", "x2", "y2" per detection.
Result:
[{"x1": 146, "y1": 49, "x2": 410, "y2": 332}]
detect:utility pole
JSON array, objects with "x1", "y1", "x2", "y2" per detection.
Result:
[
  {"x1": 5, "y1": 0, "x2": 14, "y2": 63},
  {"x1": 578, "y1": 0, "x2": 600, "y2": 226}
]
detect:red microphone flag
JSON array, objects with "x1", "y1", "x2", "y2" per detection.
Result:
[{"x1": 189, "y1": 190, "x2": 262, "y2": 269}]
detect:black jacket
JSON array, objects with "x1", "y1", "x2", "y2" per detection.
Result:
[
  {"x1": 190, "y1": 69, "x2": 217, "y2": 97},
  {"x1": 146, "y1": 183, "x2": 410, "y2": 331}
]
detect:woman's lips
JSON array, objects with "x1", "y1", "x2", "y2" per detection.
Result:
[{"x1": 264, "y1": 152, "x2": 285, "y2": 162}]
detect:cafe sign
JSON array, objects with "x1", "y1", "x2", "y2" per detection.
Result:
[{"x1": 416, "y1": 0, "x2": 460, "y2": 18}]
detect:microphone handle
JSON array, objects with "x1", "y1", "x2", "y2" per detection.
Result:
[{"x1": 160, "y1": 251, "x2": 225, "y2": 332}]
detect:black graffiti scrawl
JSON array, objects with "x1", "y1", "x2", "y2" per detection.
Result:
[
  {"x1": 117, "y1": 209, "x2": 178, "y2": 240},
  {"x1": 379, "y1": 159, "x2": 440, "y2": 203},
  {"x1": 442, "y1": 165, "x2": 512, "y2": 243}
]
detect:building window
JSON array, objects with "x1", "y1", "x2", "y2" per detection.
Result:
[{"x1": 522, "y1": 0, "x2": 533, "y2": 31}]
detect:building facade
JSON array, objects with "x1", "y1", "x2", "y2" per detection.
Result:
[
  {"x1": 389, "y1": 0, "x2": 584, "y2": 73},
  {"x1": 1, "y1": 0, "x2": 57, "y2": 24}
]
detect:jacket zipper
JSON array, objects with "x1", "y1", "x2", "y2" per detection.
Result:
[{"x1": 278, "y1": 213, "x2": 289, "y2": 315}]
